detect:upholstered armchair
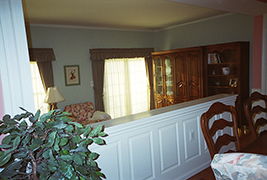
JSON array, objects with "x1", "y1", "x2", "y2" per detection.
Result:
[
  {"x1": 211, "y1": 153, "x2": 267, "y2": 179},
  {"x1": 64, "y1": 102, "x2": 111, "y2": 125}
]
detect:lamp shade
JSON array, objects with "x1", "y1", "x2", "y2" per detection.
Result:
[{"x1": 44, "y1": 86, "x2": 65, "y2": 103}]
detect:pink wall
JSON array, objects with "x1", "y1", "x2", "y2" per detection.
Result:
[
  {"x1": 252, "y1": 15, "x2": 263, "y2": 89},
  {"x1": 0, "y1": 73, "x2": 4, "y2": 118},
  {"x1": 0, "y1": 73, "x2": 5, "y2": 143}
]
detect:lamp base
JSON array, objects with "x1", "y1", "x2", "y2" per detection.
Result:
[{"x1": 51, "y1": 103, "x2": 58, "y2": 110}]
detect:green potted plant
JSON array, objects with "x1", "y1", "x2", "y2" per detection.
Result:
[{"x1": 0, "y1": 108, "x2": 107, "y2": 180}]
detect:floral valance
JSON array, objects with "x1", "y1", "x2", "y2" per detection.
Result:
[
  {"x1": 90, "y1": 48, "x2": 154, "y2": 61},
  {"x1": 29, "y1": 48, "x2": 56, "y2": 62}
]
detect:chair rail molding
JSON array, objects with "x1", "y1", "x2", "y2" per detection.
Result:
[{"x1": 91, "y1": 94, "x2": 238, "y2": 180}]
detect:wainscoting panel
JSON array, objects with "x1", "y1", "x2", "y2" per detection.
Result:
[
  {"x1": 159, "y1": 124, "x2": 180, "y2": 173},
  {"x1": 183, "y1": 117, "x2": 200, "y2": 162},
  {"x1": 91, "y1": 94, "x2": 237, "y2": 180},
  {"x1": 129, "y1": 132, "x2": 155, "y2": 180},
  {"x1": 93, "y1": 141, "x2": 123, "y2": 180}
]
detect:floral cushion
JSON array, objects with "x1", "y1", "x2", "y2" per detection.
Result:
[
  {"x1": 211, "y1": 153, "x2": 267, "y2": 179},
  {"x1": 64, "y1": 102, "x2": 95, "y2": 121}
]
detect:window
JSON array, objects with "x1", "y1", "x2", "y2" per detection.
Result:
[
  {"x1": 103, "y1": 58, "x2": 150, "y2": 118},
  {"x1": 30, "y1": 62, "x2": 49, "y2": 114}
]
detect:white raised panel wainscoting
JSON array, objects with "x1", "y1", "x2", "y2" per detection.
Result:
[{"x1": 91, "y1": 94, "x2": 238, "y2": 180}]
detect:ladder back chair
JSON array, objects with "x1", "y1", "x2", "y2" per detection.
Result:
[
  {"x1": 201, "y1": 102, "x2": 241, "y2": 158},
  {"x1": 244, "y1": 91, "x2": 267, "y2": 140}
]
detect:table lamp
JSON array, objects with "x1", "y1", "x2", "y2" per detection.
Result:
[{"x1": 44, "y1": 86, "x2": 65, "y2": 110}]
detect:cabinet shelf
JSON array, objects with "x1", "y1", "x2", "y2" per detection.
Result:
[
  {"x1": 208, "y1": 75, "x2": 237, "y2": 77},
  {"x1": 208, "y1": 62, "x2": 238, "y2": 66},
  {"x1": 208, "y1": 86, "x2": 237, "y2": 88}
]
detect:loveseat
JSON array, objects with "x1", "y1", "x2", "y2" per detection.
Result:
[{"x1": 64, "y1": 102, "x2": 111, "y2": 125}]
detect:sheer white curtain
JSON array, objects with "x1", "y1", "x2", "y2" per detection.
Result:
[
  {"x1": 103, "y1": 57, "x2": 150, "y2": 118},
  {"x1": 30, "y1": 62, "x2": 49, "y2": 114}
]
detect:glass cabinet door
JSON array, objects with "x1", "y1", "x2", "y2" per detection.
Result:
[
  {"x1": 154, "y1": 57, "x2": 163, "y2": 95},
  {"x1": 164, "y1": 56, "x2": 173, "y2": 95}
]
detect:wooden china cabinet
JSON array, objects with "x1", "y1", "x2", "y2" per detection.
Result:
[
  {"x1": 173, "y1": 47, "x2": 203, "y2": 103},
  {"x1": 203, "y1": 41, "x2": 249, "y2": 126},
  {"x1": 152, "y1": 52, "x2": 175, "y2": 108},
  {"x1": 152, "y1": 47, "x2": 203, "y2": 108}
]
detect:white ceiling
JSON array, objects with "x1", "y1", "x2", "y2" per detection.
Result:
[{"x1": 22, "y1": 0, "x2": 267, "y2": 31}]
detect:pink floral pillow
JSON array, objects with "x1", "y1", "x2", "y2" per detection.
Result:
[{"x1": 64, "y1": 102, "x2": 95, "y2": 121}]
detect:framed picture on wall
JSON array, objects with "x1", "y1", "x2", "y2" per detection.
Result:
[{"x1": 64, "y1": 65, "x2": 80, "y2": 86}]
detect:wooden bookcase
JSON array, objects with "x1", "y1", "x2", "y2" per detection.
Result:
[{"x1": 203, "y1": 41, "x2": 249, "y2": 126}]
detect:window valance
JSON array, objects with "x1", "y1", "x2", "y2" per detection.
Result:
[
  {"x1": 29, "y1": 48, "x2": 56, "y2": 62},
  {"x1": 90, "y1": 48, "x2": 154, "y2": 60}
]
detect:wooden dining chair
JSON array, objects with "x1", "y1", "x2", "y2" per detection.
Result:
[
  {"x1": 244, "y1": 91, "x2": 267, "y2": 140},
  {"x1": 201, "y1": 102, "x2": 240, "y2": 158}
]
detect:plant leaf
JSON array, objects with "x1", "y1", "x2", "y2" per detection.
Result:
[
  {"x1": 21, "y1": 134, "x2": 31, "y2": 146},
  {"x1": 18, "y1": 120, "x2": 27, "y2": 131},
  {"x1": 48, "y1": 164, "x2": 57, "y2": 172},
  {"x1": 60, "y1": 154, "x2": 72, "y2": 161},
  {"x1": 89, "y1": 124, "x2": 102, "y2": 137},
  {"x1": 83, "y1": 126, "x2": 92, "y2": 137},
  {"x1": 30, "y1": 143, "x2": 41, "y2": 152},
  {"x1": 32, "y1": 138, "x2": 43, "y2": 146},
  {"x1": 54, "y1": 121, "x2": 67, "y2": 129},
  {"x1": 1, "y1": 135, "x2": 12, "y2": 145},
  {"x1": 73, "y1": 153, "x2": 83, "y2": 165},
  {"x1": 0, "y1": 152, "x2": 11, "y2": 166},
  {"x1": 79, "y1": 138, "x2": 93, "y2": 147},
  {"x1": 0, "y1": 144, "x2": 12, "y2": 149},
  {"x1": 65, "y1": 125, "x2": 74, "y2": 132},
  {"x1": 3, "y1": 118, "x2": 17, "y2": 125},
  {"x1": 88, "y1": 152, "x2": 99, "y2": 161},
  {"x1": 54, "y1": 134, "x2": 60, "y2": 151},
  {"x1": 47, "y1": 131, "x2": 56, "y2": 147},
  {"x1": 68, "y1": 121, "x2": 83, "y2": 128},
  {"x1": 93, "y1": 137, "x2": 105, "y2": 145},
  {"x1": 0, "y1": 160, "x2": 22, "y2": 178},
  {"x1": 43, "y1": 149, "x2": 52, "y2": 159},
  {"x1": 13, "y1": 151, "x2": 28, "y2": 158},
  {"x1": 30, "y1": 109, "x2": 40, "y2": 123},
  {"x1": 74, "y1": 134, "x2": 81, "y2": 144},
  {"x1": 48, "y1": 158, "x2": 59, "y2": 167},
  {"x1": 40, "y1": 112, "x2": 52, "y2": 122},
  {"x1": 46, "y1": 121, "x2": 56, "y2": 129},
  {"x1": 2, "y1": 126, "x2": 16, "y2": 134},
  {"x1": 59, "y1": 149, "x2": 70, "y2": 155},
  {"x1": 35, "y1": 121, "x2": 44, "y2": 130},
  {"x1": 13, "y1": 136, "x2": 21, "y2": 149},
  {"x1": 58, "y1": 160, "x2": 76, "y2": 179},
  {"x1": 99, "y1": 131, "x2": 107, "y2": 137},
  {"x1": 59, "y1": 137, "x2": 69, "y2": 146}
]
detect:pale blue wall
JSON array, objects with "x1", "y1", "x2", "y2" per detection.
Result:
[
  {"x1": 27, "y1": 26, "x2": 154, "y2": 110},
  {"x1": 154, "y1": 13, "x2": 254, "y2": 93},
  {"x1": 27, "y1": 13, "x2": 254, "y2": 110},
  {"x1": 154, "y1": 13, "x2": 254, "y2": 51}
]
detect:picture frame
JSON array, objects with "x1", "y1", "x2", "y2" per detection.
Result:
[
  {"x1": 64, "y1": 65, "x2": 80, "y2": 86},
  {"x1": 229, "y1": 78, "x2": 238, "y2": 87}
]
